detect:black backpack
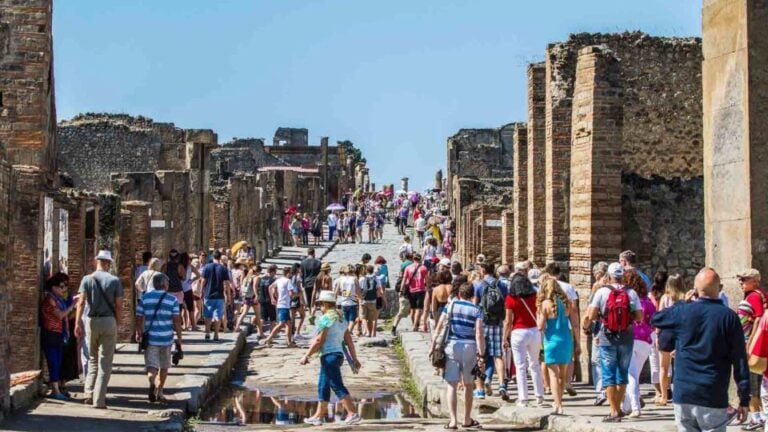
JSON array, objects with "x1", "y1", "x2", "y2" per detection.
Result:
[
  {"x1": 480, "y1": 279, "x2": 505, "y2": 325},
  {"x1": 362, "y1": 276, "x2": 378, "y2": 302}
]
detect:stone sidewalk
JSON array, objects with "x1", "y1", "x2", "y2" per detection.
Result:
[{"x1": 397, "y1": 323, "x2": 683, "y2": 432}]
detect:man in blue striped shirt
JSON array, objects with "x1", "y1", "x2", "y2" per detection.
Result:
[{"x1": 135, "y1": 272, "x2": 183, "y2": 403}]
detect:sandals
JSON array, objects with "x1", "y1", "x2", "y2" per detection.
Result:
[
  {"x1": 462, "y1": 419, "x2": 481, "y2": 429},
  {"x1": 444, "y1": 424, "x2": 458, "y2": 430}
]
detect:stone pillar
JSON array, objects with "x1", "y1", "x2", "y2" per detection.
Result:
[
  {"x1": 545, "y1": 46, "x2": 574, "y2": 267},
  {"x1": 569, "y1": 46, "x2": 624, "y2": 292},
  {"x1": 320, "y1": 137, "x2": 329, "y2": 207},
  {"x1": 401, "y1": 177, "x2": 409, "y2": 192},
  {"x1": 117, "y1": 210, "x2": 134, "y2": 342},
  {"x1": 434, "y1": 170, "x2": 443, "y2": 191},
  {"x1": 527, "y1": 63, "x2": 547, "y2": 266},
  {"x1": 8, "y1": 167, "x2": 44, "y2": 373},
  {"x1": 703, "y1": 0, "x2": 768, "y2": 296},
  {"x1": 513, "y1": 124, "x2": 528, "y2": 263},
  {"x1": 0, "y1": 161, "x2": 12, "y2": 415}
]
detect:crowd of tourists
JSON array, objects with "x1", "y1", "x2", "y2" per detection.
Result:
[{"x1": 37, "y1": 187, "x2": 768, "y2": 432}]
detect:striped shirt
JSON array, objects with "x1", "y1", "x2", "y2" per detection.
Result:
[
  {"x1": 136, "y1": 290, "x2": 179, "y2": 347},
  {"x1": 443, "y1": 299, "x2": 483, "y2": 341}
]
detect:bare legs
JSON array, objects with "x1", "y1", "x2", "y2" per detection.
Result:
[
  {"x1": 547, "y1": 363, "x2": 567, "y2": 414},
  {"x1": 446, "y1": 380, "x2": 474, "y2": 428}
]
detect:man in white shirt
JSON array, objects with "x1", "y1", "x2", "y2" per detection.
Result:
[
  {"x1": 263, "y1": 266, "x2": 298, "y2": 348},
  {"x1": 543, "y1": 262, "x2": 581, "y2": 396},
  {"x1": 415, "y1": 215, "x2": 427, "y2": 246},
  {"x1": 327, "y1": 211, "x2": 338, "y2": 242}
]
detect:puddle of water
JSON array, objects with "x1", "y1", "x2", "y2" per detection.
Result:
[{"x1": 201, "y1": 387, "x2": 423, "y2": 425}]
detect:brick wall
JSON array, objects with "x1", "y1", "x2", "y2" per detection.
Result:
[
  {"x1": 123, "y1": 201, "x2": 151, "y2": 266},
  {"x1": 569, "y1": 46, "x2": 624, "y2": 291},
  {"x1": 545, "y1": 45, "x2": 576, "y2": 266},
  {"x1": 527, "y1": 63, "x2": 547, "y2": 266},
  {"x1": 501, "y1": 210, "x2": 514, "y2": 266},
  {"x1": 66, "y1": 201, "x2": 87, "y2": 292},
  {"x1": 512, "y1": 124, "x2": 528, "y2": 263},
  {"x1": 0, "y1": 161, "x2": 12, "y2": 414},
  {"x1": 8, "y1": 167, "x2": 44, "y2": 373},
  {"x1": 479, "y1": 207, "x2": 504, "y2": 265}
]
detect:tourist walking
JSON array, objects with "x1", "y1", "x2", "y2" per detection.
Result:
[
  {"x1": 41, "y1": 275, "x2": 76, "y2": 400},
  {"x1": 587, "y1": 262, "x2": 642, "y2": 422},
  {"x1": 503, "y1": 262, "x2": 545, "y2": 407},
  {"x1": 259, "y1": 265, "x2": 278, "y2": 327},
  {"x1": 430, "y1": 281, "x2": 485, "y2": 429},
  {"x1": 135, "y1": 257, "x2": 162, "y2": 298},
  {"x1": 652, "y1": 267, "x2": 749, "y2": 431},
  {"x1": 234, "y1": 264, "x2": 265, "y2": 337},
  {"x1": 301, "y1": 248, "x2": 322, "y2": 316},
  {"x1": 164, "y1": 250, "x2": 186, "y2": 317},
  {"x1": 537, "y1": 276, "x2": 573, "y2": 415},
  {"x1": 290, "y1": 263, "x2": 306, "y2": 336},
  {"x1": 582, "y1": 261, "x2": 609, "y2": 407},
  {"x1": 391, "y1": 253, "x2": 413, "y2": 336},
  {"x1": 74, "y1": 250, "x2": 124, "y2": 409},
  {"x1": 312, "y1": 262, "x2": 333, "y2": 313},
  {"x1": 473, "y1": 262, "x2": 508, "y2": 400},
  {"x1": 736, "y1": 268, "x2": 767, "y2": 430},
  {"x1": 431, "y1": 270, "x2": 452, "y2": 324},
  {"x1": 360, "y1": 265, "x2": 386, "y2": 337},
  {"x1": 401, "y1": 254, "x2": 429, "y2": 332},
  {"x1": 135, "y1": 272, "x2": 183, "y2": 403},
  {"x1": 264, "y1": 266, "x2": 299, "y2": 348},
  {"x1": 199, "y1": 250, "x2": 232, "y2": 342},
  {"x1": 300, "y1": 291, "x2": 362, "y2": 426},
  {"x1": 657, "y1": 273, "x2": 686, "y2": 406},
  {"x1": 179, "y1": 252, "x2": 198, "y2": 331},
  {"x1": 621, "y1": 270, "x2": 656, "y2": 417}
]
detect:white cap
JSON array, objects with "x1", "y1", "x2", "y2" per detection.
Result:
[
  {"x1": 608, "y1": 262, "x2": 624, "y2": 279},
  {"x1": 529, "y1": 269, "x2": 541, "y2": 284},
  {"x1": 95, "y1": 250, "x2": 113, "y2": 262},
  {"x1": 317, "y1": 291, "x2": 337, "y2": 304},
  {"x1": 475, "y1": 254, "x2": 486, "y2": 264},
  {"x1": 514, "y1": 261, "x2": 527, "y2": 271},
  {"x1": 439, "y1": 258, "x2": 451, "y2": 267}
]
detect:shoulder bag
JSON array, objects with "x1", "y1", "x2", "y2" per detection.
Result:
[
  {"x1": 139, "y1": 292, "x2": 168, "y2": 352},
  {"x1": 430, "y1": 301, "x2": 454, "y2": 368},
  {"x1": 88, "y1": 274, "x2": 116, "y2": 318}
]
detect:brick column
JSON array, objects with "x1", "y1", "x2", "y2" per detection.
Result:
[
  {"x1": 0, "y1": 161, "x2": 12, "y2": 414},
  {"x1": 8, "y1": 167, "x2": 44, "y2": 373},
  {"x1": 501, "y1": 210, "x2": 514, "y2": 265},
  {"x1": 67, "y1": 201, "x2": 87, "y2": 292},
  {"x1": 527, "y1": 63, "x2": 547, "y2": 266},
  {"x1": 569, "y1": 46, "x2": 624, "y2": 292},
  {"x1": 123, "y1": 201, "x2": 151, "y2": 265},
  {"x1": 117, "y1": 210, "x2": 134, "y2": 342},
  {"x1": 545, "y1": 46, "x2": 576, "y2": 267},
  {"x1": 703, "y1": 0, "x2": 768, "y2": 297},
  {"x1": 513, "y1": 124, "x2": 528, "y2": 263}
]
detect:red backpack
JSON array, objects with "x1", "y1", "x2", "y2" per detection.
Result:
[{"x1": 603, "y1": 285, "x2": 631, "y2": 333}]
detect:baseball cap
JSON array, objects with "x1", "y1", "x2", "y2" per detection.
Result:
[
  {"x1": 608, "y1": 262, "x2": 624, "y2": 279},
  {"x1": 528, "y1": 268, "x2": 541, "y2": 284},
  {"x1": 737, "y1": 268, "x2": 761, "y2": 280},
  {"x1": 439, "y1": 258, "x2": 451, "y2": 267}
]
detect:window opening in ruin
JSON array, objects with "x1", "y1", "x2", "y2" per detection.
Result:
[
  {"x1": 42, "y1": 197, "x2": 54, "y2": 283},
  {"x1": 85, "y1": 208, "x2": 95, "y2": 239},
  {"x1": 0, "y1": 92, "x2": 3, "y2": 107},
  {"x1": 59, "y1": 209, "x2": 69, "y2": 274}
]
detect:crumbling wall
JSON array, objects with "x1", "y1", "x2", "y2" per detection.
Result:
[
  {"x1": 545, "y1": 32, "x2": 703, "y2": 274},
  {"x1": 273, "y1": 127, "x2": 308, "y2": 147}
]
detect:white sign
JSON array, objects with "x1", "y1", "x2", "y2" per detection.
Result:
[
  {"x1": 485, "y1": 219, "x2": 502, "y2": 228},
  {"x1": 150, "y1": 220, "x2": 166, "y2": 228}
]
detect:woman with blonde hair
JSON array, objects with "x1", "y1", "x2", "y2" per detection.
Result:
[
  {"x1": 656, "y1": 274, "x2": 686, "y2": 406},
  {"x1": 537, "y1": 277, "x2": 573, "y2": 415},
  {"x1": 135, "y1": 257, "x2": 162, "y2": 298}
]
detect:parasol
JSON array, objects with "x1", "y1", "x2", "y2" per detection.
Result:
[
  {"x1": 326, "y1": 203, "x2": 345, "y2": 211},
  {"x1": 230, "y1": 240, "x2": 248, "y2": 256}
]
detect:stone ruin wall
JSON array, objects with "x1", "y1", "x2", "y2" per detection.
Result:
[{"x1": 545, "y1": 32, "x2": 703, "y2": 285}]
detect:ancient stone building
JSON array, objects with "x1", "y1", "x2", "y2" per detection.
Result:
[
  {"x1": 703, "y1": 0, "x2": 768, "y2": 302},
  {"x1": 58, "y1": 114, "x2": 218, "y2": 254},
  {"x1": 273, "y1": 127, "x2": 308, "y2": 147},
  {"x1": 552, "y1": 33, "x2": 704, "y2": 290}
]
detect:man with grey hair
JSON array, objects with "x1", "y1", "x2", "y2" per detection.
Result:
[
  {"x1": 652, "y1": 267, "x2": 749, "y2": 431},
  {"x1": 74, "y1": 250, "x2": 124, "y2": 409}
]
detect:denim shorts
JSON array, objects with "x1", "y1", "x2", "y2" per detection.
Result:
[
  {"x1": 277, "y1": 307, "x2": 291, "y2": 323},
  {"x1": 203, "y1": 299, "x2": 225, "y2": 320},
  {"x1": 318, "y1": 352, "x2": 349, "y2": 402},
  {"x1": 599, "y1": 342, "x2": 633, "y2": 386},
  {"x1": 342, "y1": 305, "x2": 358, "y2": 323}
]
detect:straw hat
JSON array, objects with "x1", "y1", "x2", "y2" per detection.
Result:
[{"x1": 317, "y1": 291, "x2": 337, "y2": 304}]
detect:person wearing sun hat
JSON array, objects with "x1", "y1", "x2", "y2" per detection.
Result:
[
  {"x1": 300, "y1": 291, "x2": 362, "y2": 426},
  {"x1": 74, "y1": 249, "x2": 124, "y2": 409}
]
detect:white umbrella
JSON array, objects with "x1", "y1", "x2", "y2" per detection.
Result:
[{"x1": 326, "y1": 203, "x2": 345, "y2": 211}]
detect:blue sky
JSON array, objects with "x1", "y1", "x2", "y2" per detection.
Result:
[{"x1": 53, "y1": 1, "x2": 701, "y2": 190}]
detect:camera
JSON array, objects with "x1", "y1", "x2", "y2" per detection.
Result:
[
  {"x1": 172, "y1": 342, "x2": 184, "y2": 366},
  {"x1": 471, "y1": 363, "x2": 486, "y2": 381}
]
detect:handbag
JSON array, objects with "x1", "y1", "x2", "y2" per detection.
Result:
[
  {"x1": 748, "y1": 314, "x2": 768, "y2": 374},
  {"x1": 430, "y1": 302, "x2": 454, "y2": 368},
  {"x1": 139, "y1": 292, "x2": 167, "y2": 352}
]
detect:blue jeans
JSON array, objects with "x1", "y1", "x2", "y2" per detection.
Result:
[
  {"x1": 318, "y1": 352, "x2": 349, "y2": 402},
  {"x1": 41, "y1": 329, "x2": 64, "y2": 382},
  {"x1": 600, "y1": 342, "x2": 633, "y2": 387},
  {"x1": 329, "y1": 226, "x2": 336, "y2": 241},
  {"x1": 342, "y1": 305, "x2": 358, "y2": 323}
]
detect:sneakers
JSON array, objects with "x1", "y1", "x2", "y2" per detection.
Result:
[
  {"x1": 628, "y1": 411, "x2": 641, "y2": 418},
  {"x1": 594, "y1": 393, "x2": 607, "y2": 406},
  {"x1": 345, "y1": 413, "x2": 362, "y2": 425},
  {"x1": 498, "y1": 385, "x2": 509, "y2": 401},
  {"x1": 484, "y1": 382, "x2": 493, "y2": 397},
  {"x1": 473, "y1": 389, "x2": 486, "y2": 400},
  {"x1": 742, "y1": 421, "x2": 765, "y2": 431},
  {"x1": 50, "y1": 393, "x2": 68, "y2": 401},
  {"x1": 516, "y1": 400, "x2": 528, "y2": 408},
  {"x1": 303, "y1": 416, "x2": 323, "y2": 426},
  {"x1": 536, "y1": 396, "x2": 546, "y2": 406}
]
